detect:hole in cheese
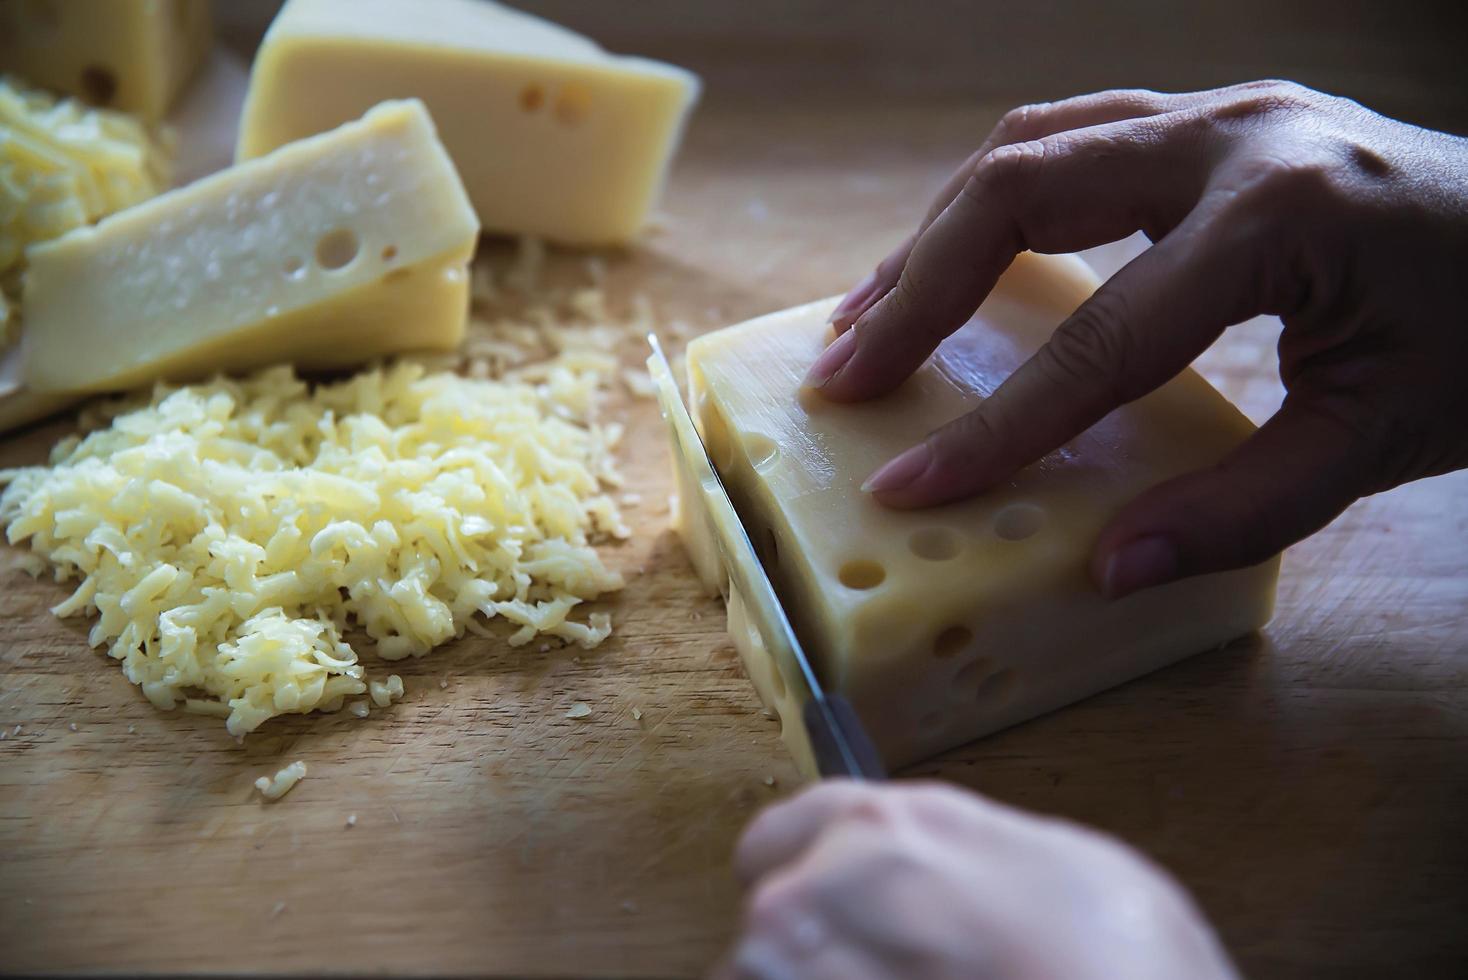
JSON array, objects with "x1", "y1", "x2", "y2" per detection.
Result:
[
  {"x1": 315, "y1": 228, "x2": 361, "y2": 270},
  {"x1": 953, "y1": 656, "x2": 997, "y2": 698},
  {"x1": 381, "y1": 244, "x2": 398, "y2": 262},
  {"x1": 910, "y1": 526, "x2": 962, "y2": 561},
  {"x1": 763, "y1": 527, "x2": 779, "y2": 568},
  {"x1": 918, "y1": 709, "x2": 946, "y2": 733},
  {"x1": 933, "y1": 625, "x2": 972, "y2": 659},
  {"x1": 838, "y1": 559, "x2": 885, "y2": 590},
  {"x1": 80, "y1": 65, "x2": 117, "y2": 106},
  {"x1": 974, "y1": 667, "x2": 1019, "y2": 704},
  {"x1": 993, "y1": 503, "x2": 1044, "y2": 541},
  {"x1": 703, "y1": 405, "x2": 736, "y2": 472},
  {"x1": 759, "y1": 633, "x2": 788, "y2": 702},
  {"x1": 282, "y1": 256, "x2": 305, "y2": 279},
  {"x1": 554, "y1": 83, "x2": 592, "y2": 125},
  {"x1": 519, "y1": 84, "x2": 545, "y2": 112},
  {"x1": 743, "y1": 432, "x2": 778, "y2": 472}
]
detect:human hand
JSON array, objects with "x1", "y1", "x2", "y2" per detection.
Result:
[
  {"x1": 713, "y1": 780, "x2": 1236, "y2": 980},
  {"x1": 805, "y1": 81, "x2": 1468, "y2": 597}
]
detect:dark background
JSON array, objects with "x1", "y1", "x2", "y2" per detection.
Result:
[{"x1": 217, "y1": 0, "x2": 1468, "y2": 132}]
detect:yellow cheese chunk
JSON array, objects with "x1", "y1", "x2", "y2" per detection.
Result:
[
  {"x1": 0, "y1": 0, "x2": 212, "y2": 122},
  {"x1": 236, "y1": 0, "x2": 699, "y2": 245},
  {"x1": 20, "y1": 99, "x2": 478, "y2": 396},
  {"x1": 686, "y1": 253, "x2": 1280, "y2": 769}
]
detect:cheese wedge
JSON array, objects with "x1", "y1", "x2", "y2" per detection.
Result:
[
  {"x1": 236, "y1": 0, "x2": 700, "y2": 245},
  {"x1": 0, "y1": 0, "x2": 212, "y2": 122},
  {"x1": 19, "y1": 99, "x2": 478, "y2": 396},
  {"x1": 685, "y1": 253, "x2": 1280, "y2": 769}
]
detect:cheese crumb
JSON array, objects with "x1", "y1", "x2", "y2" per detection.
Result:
[
  {"x1": 345, "y1": 813, "x2": 357, "y2": 828},
  {"x1": 565, "y1": 702, "x2": 592, "y2": 719},
  {"x1": 348, "y1": 701, "x2": 369, "y2": 719},
  {"x1": 68, "y1": 722, "x2": 77, "y2": 732},
  {"x1": 368, "y1": 674, "x2": 405, "y2": 709},
  {"x1": 631, "y1": 707, "x2": 643, "y2": 721},
  {"x1": 254, "y1": 761, "x2": 307, "y2": 801},
  {"x1": 0, "y1": 363, "x2": 625, "y2": 736}
]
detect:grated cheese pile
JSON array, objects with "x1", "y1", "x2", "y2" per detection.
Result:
[
  {"x1": 0, "y1": 75, "x2": 170, "y2": 333},
  {"x1": 421, "y1": 235, "x2": 688, "y2": 400},
  {"x1": 0, "y1": 361, "x2": 626, "y2": 736}
]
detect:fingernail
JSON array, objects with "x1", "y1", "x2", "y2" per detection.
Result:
[
  {"x1": 827, "y1": 271, "x2": 880, "y2": 327},
  {"x1": 861, "y1": 442, "x2": 932, "y2": 494},
  {"x1": 802, "y1": 327, "x2": 858, "y2": 389},
  {"x1": 1102, "y1": 535, "x2": 1179, "y2": 599}
]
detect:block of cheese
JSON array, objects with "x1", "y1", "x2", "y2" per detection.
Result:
[
  {"x1": 19, "y1": 99, "x2": 478, "y2": 396},
  {"x1": 0, "y1": 0, "x2": 212, "y2": 121},
  {"x1": 236, "y1": 0, "x2": 700, "y2": 245},
  {"x1": 685, "y1": 253, "x2": 1280, "y2": 770}
]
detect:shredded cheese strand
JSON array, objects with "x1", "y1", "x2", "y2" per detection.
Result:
[{"x1": 1, "y1": 361, "x2": 625, "y2": 736}]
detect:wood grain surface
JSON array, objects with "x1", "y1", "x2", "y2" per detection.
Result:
[{"x1": 4, "y1": 12, "x2": 1468, "y2": 979}]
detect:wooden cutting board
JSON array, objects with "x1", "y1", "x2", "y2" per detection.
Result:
[{"x1": 2, "y1": 85, "x2": 1466, "y2": 980}]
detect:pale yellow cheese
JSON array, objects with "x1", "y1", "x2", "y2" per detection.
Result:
[
  {"x1": 0, "y1": 77, "x2": 171, "y2": 277},
  {"x1": 255, "y1": 760, "x2": 308, "y2": 801},
  {"x1": 686, "y1": 253, "x2": 1280, "y2": 769},
  {"x1": 0, "y1": 0, "x2": 212, "y2": 122},
  {"x1": 236, "y1": 0, "x2": 700, "y2": 245},
  {"x1": 0, "y1": 362, "x2": 626, "y2": 737},
  {"x1": 19, "y1": 99, "x2": 478, "y2": 396},
  {"x1": 0, "y1": 76, "x2": 172, "y2": 348}
]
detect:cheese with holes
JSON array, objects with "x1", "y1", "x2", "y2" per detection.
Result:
[
  {"x1": 684, "y1": 253, "x2": 1280, "y2": 769},
  {"x1": 20, "y1": 99, "x2": 477, "y2": 396},
  {"x1": 0, "y1": 0, "x2": 212, "y2": 122},
  {"x1": 236, "y1": 0, "x2": 699, "y2": 245}
]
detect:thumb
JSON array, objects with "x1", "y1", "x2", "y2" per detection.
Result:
[{"x1": 1093, "y1": 395, "x2": 1379, "y2": 598}]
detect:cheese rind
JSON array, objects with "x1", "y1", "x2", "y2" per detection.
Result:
[
  {"x1": 20, "y1": 99, "x2": 478, "y2": 396},
  {"x1": 686, "y1": 253, "x2": 1280, "y2": 769},
  {"x1": 236, "y1": 0, "x2": 700, "y2": 245},
  {"x1": 0, "y1": 0, "x2": 212, "y2": 121}
]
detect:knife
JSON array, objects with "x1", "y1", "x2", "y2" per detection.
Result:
[{"x1": 646, "y1": 333, "x2": 885, "y2": 780}]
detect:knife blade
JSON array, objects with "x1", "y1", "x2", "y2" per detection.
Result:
[{"x1": 646, "y1": 333, "x2": 884, "y2": 780}]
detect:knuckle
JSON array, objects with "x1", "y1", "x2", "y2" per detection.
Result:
[
  {"x1": 844, "y1": 796, "x2": 897, "y2": 829},
  {"x1": 747, "y1": 877, "x2": 806, "y2": 930},
  {"x1": 1097, "y1": 86, "x2": 1171, "y2": 117},
  {"x1": 882, "y1": 270, "x2": 931, "y2": 330},
  {"x1": 1340, "y1": 139, "x2": 1393, "y2": 180},
  {"x1": 938, "y1": 405, "x2": 1011, "y2": 472},
  {"x1": 994, "y1": 101, "x2": 1051, "y2": 144},
  {"x1": 1209, "y1": 81, "x2": 1321, "y2": 130},
  {"x1": 903, "y1": 781, "x2": 976, "y2": 820},
  {"x1": 967, "y1": 139, "x2": 1049, "y2": 206},
  {"x1": 1299, "y1": 391, "x2": 1417, "y2": 492},
  {"x1": 1042, "y1": 295, "x2": 1137, "y2": 401},
  {"x1": 1219, "y1": 151, "x2": 1341, "y2": 223}
]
